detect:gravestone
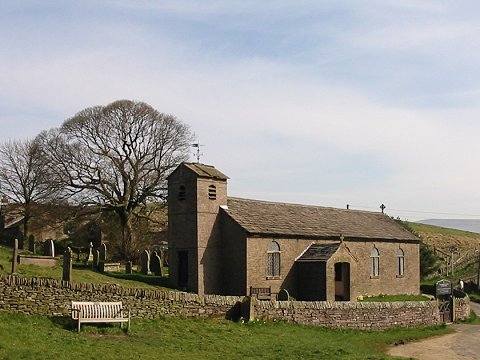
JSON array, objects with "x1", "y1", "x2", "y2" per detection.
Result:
[
  {"x1": 126, "y1": 261, "x2": 132, "y2": 274},
  {"x1": 44, "y1": 239, "x2": 55, "y2": 257},
  {"x1": 63, "y1": 247, "x2": 73, "y2": 282},
  {"x1": 140, "y1": 250, "x2": 150, "y2": 275},
  {"x1": 99, "y1": 243, "x2": 107, "y2": 272},
  {"x1": 11, "y1": 238, "x2": 18, "y2": 274},
  {"x1": 92, "y1": 249, "x2": 99, "y2": 269},
  {"x1": 28, "y1": 234, "x2": 35, "y2": 253},
  {"x1": 150, "y1": 252, "x2": 163, "y2": 276},
  {"x1": 277, "y1": 289, "x2": 290, "y2": 301}
]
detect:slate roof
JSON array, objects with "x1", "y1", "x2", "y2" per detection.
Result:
[
  {"x1": 223, "y1": 197, "x2": 418, "y2": 242},
  {"x1": 297, "y1": 243, "x2": 341, "y2": 262},
  {"x1": 182, "y1": 163, "x2": 229, "y2": 180}
]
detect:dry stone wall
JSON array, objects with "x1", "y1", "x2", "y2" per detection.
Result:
[{"x1": 0, "y1": 275, "x2": 471, "y2": 330}]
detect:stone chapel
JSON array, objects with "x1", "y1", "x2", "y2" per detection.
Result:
[{"x1": 168, "y1": 162, "x2": 420, "y2": 301}]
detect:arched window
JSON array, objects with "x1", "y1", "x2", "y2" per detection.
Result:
[
  {"x1": 370, "y1": 247, "x2": 380, "y2": 277},
  {"x1": 208, "y1": 185, "x2": 216, "y2": 200},
  {"x1": 267, "y1": 241, "x2": 281, "y2": 277},
  {"x1": 178, "y1": 185, "x2": 186, "y2": 201},
  {"x1": 396, "y1": 248, "x2": 405, "y2": 276}
]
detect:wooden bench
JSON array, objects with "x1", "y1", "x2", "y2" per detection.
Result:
[
  {"x1": 249, "y1": 286, "x2": 272, "y2": 300},
  {"x1": 71, "y1": 301, "x2": 130, "y2": 332}
]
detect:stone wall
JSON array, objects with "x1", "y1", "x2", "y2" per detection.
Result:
[
  {"x1": 252, "y1": 299, "x2": 441, "y2": 330},
  {"x1": 0, "y1": 275, "x2": 471, "y2": 330},
  {"x1": 0, "y1": 276, "x2": 241, "y2": 319}
]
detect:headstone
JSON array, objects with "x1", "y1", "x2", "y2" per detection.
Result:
[
  {"x1": 100, "y1": 243, "x2": 107, "y2": 263},
  {"x1": 140, "y1": 250, "x2": 150, "y2": 275},
  {"x1": 11, "y1": 238, "x2": 18, "y2": 274},
  {"x1": 126, "y1": 261, "x2": 133, "y2": 274},
  {"x1": 44, "y1": 239, "x2": 55, "y2": 257},
  {"x1": 277, "y1": 289, "x2": 290, "y2": 301},
  {"x1": 28, "y1": 234, "x2": 35, "y2": 253},
  {"x1": 150, "y1": 252, "x2": 163, "y2": 276},
  {"x1": 92, "y1": 249, "x2": 100, "y2": 269},
  {"x1": 62, "y1": 247, "x2": 73, "y2": 282}
]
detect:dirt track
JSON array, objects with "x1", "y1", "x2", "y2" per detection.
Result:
[{"x1": 388, "y1": 302, "x2": 480, "y2": 360}]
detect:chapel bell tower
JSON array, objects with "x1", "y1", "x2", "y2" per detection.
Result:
[{"x1": 167, "y1": 163, "x2": 228, "y2": 295}]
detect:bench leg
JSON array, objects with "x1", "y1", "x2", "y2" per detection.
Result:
[{"x1": 77, "y1": 320, "x2": 81, "y2": 333}]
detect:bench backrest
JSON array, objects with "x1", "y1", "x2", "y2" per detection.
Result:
[{"x1": 71, "y1": 301, "x2": 124, "y2": 320}]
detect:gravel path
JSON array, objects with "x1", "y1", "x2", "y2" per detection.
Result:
[{"x1": 388, "y1": 302, "x2": 480, "y2": 360}]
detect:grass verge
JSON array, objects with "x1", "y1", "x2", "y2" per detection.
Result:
[{"x1": 0, "y1": 312, "x2": 451, "y2": 360}]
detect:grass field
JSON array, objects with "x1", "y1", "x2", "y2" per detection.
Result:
[
  {"x1": 0, "y1": 312, "x2": 451, "y2": 360},
  {"x1": 0, "y1": 245, "x2": 169, "y2": 290}
]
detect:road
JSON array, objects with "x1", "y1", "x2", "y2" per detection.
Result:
[{"x1": 388, "y1": 302, "x2": 480, "y2": 360}]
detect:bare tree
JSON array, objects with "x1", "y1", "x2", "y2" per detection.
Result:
[
  {"x1": 40, "y1": 100, "x2": 193, "y2": 259},
  {"x1": 0, "y1": 138, "x2": 61, "y2": 245}
]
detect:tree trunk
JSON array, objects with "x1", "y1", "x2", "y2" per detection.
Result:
[{"x1": 118, "y1": 211, "x2": 136, "y2": 261}]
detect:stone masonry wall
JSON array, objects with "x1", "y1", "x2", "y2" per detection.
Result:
[
  {"x1": 0, "y1": 276, "x2": 471, "y2": 330},
  {"x1": 253, "y1": 299, "x2": 442, "y2": 330}
]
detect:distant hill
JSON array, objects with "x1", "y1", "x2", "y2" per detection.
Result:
[
  {"x1": 417, "y1": 219, "x2": 480, "y2": 234},
  {"x1": 406, "y1": 221, "x2": 480, "y2": 251}
]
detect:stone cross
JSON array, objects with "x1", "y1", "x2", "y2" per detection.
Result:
[
  {"x1": 62, "y1": 247, "x2": 73, "y2": 282},
  {"x1": 140, "y1": 250, "x2": 150, "y2": 275},
  {"x1": 87, "y1": 242, "x2": 94, "y2": 263},
  {"x1": 11, "y1": 238, "x2": 18, "y2": 274},
  {"x1": 150, "y1": 252, "x2": 163, "y2": 276}
]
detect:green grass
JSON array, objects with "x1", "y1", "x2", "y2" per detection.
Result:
[
  {"x1": 406, "y1": 222, "x2": 480, "y2": 237},
  {"x1": 0, "y1": 245, "x2": 170, "y2": 290},
  {"x1": 361, "y1": 294, "x2": 432, "y2": 302},
  {"x1": 0, "y1": 312, "x2": 451, "y2": 360}
]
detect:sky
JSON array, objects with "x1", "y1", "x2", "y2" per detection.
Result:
[{"x1": 1, "y1": 0, "x2": 480, "y2": 221}]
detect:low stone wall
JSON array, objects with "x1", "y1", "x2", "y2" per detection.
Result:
[
  {"x1": 0, "y1": 276, "x2": 241, "y2": 319},
  {"x1": 0, "y1": 275, "x2": 471, "y2": 329},
  {"x1": 252, "y1": 300, "x2": 441, "y2": 330}
]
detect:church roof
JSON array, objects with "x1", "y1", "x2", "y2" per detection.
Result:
[
  {"x1": 182, "y1": 163, "x2": 229, "y2": 180},
  {"x1": 296, "y1": 243, "x2": 341, "y2": 262},
  {"x1": 223, "y1": 197, "x2": 418, "y2": 242}
]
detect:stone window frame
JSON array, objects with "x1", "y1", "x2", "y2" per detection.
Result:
[
  {"x1": 208, "y1": 185, "x2": 216, "y2": 200},
  {"x1": 370, "y1": 247, "x2": 380, "y2": 278},
  {"x1": 267, "y1": 241, "x2": 281, "y2": 279},
  {"x1": 396, "y1": 248, "x2": 405, "y2": 277}
]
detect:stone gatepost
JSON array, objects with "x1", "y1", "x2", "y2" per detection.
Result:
[
  {"x1": 63, "y1": 247, "x2": 73, "y2": 282},
  {"x1": 11, "y1": 238, "x2": 18, "y2": 274},
  {"x1": 140, "y1": 250, "x2": 150, "y2": 275}
]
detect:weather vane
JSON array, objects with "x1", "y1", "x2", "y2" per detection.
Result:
[{"x1": 191, "y1": 143, "x2": 205, "y2": 163}]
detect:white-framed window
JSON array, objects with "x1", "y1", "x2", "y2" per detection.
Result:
[
  {"x1": 267, "y1": 241, "x2": 281, "y2": 277},
  {"x1": 370, "y1": 247, "x2": 380, "y2": 277},
  {"x1": 396, "y1": 248, "x2": 405, "y2": 276}
]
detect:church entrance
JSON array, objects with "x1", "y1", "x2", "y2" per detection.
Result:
[
  {"x1": 178, "y1": 251, "x2": 189, "y2": 291},
  {"x1": 334, "y1": 262, "x2": 350, "y2": 301}
]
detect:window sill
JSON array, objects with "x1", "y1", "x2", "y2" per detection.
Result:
[
  {"x1": 266, "y1": 276, "x2": 282, "y2": 280},
  {"x1": 396, "y1": 275, "x2": 405, "y2": 278},
  {"x1": 370, "y1": 275, "x2": 379, "y2": 279}
]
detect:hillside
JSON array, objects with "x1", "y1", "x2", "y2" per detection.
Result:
[
  {"x1": 406, "y1": 222, "x2": 480, "y2": 251},
  {"x1": 417, "y1": 219, "x2": 480, "y2": 234}
]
